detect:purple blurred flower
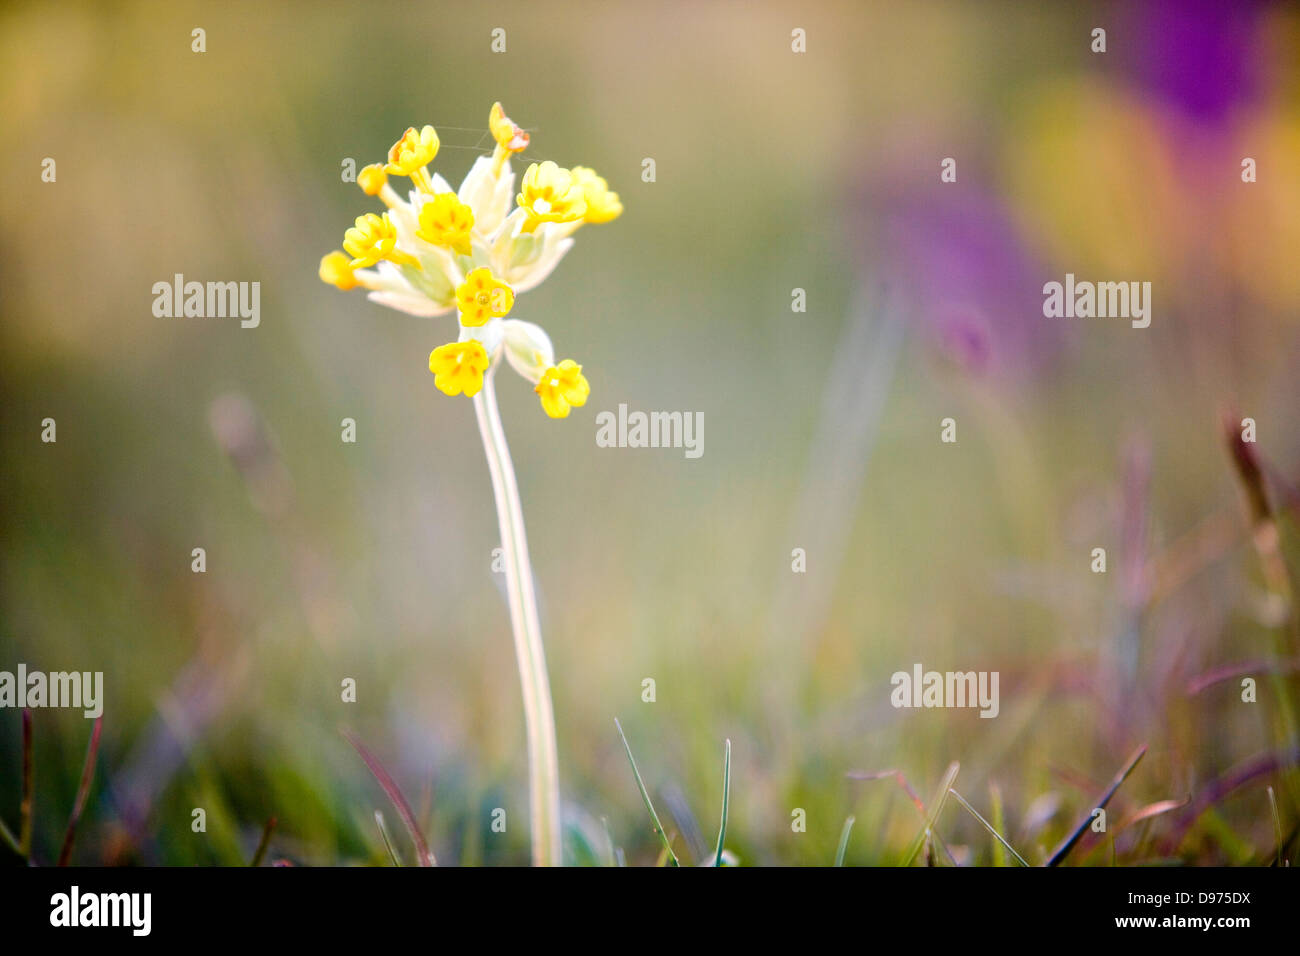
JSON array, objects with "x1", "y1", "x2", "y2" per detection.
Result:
[
  {"x1": 865, "y1": 176, "x2": 1061, "y2": 381},
  {"x1": 1126, "y1": 0, "x2": 1266, "y2": 127}
]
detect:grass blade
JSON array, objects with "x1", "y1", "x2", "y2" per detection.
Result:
[
  {"x1": 600, "y1": 815, "x2": 620, "y2": 868},
  {"x1": 0, "y1": 817, "x2": 19, "y2": 857},
  {"x1": 1267, "y1": 786, "x2": 1284, "y2": 867},
  {"x1": 1047, "y1": 744, "x2": 1146, "y2": 866},
  {"x1": 949, "y1": 787, "x2": 1028, "y2": 867},
  {"x1": 613, "y1": 718, "x2": 679, "y2": 867},
  {"x1": 900, "y1": 761, "x2": 959, "y2": 867},
  {"x1": 19, "y1": 709, "x2": 33, "y2": 861},
  {"x1": 712, "y1": 739, "x2": 731, "y2": 867},
  {"x1": 342, "y1": 727, "x2": 436, "y2": 866},
  {"x1": 834, "y1": 815, "x2": 855, "y2": 866},
  {"x1": 989, "y1": 782, "x2": 1007, "y2": 867},
  {"x1": 1201, "y1": 808, "x2": 1255, "y2": 864},
  {"x1": 57, "y1": 716, "x2": 103, "y2": 866},
  {"x1": 1115, "y1": 797, "x2": 1189, "y2": 832},
  {"x1": 1162, "y1": 744, "x2": 1299, "y2": 852},
  {"x1": 249, "y1": 816, "x2": 277, "y2": 867},
  {"x1": 374, "y1": 810, "x2": 402, "y2": 866}
]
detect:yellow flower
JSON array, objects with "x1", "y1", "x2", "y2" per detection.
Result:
[
  {"x1": 343, "y1": 212, "x2": 420, "y2": 269},
  {"x1": 385, "y1": 125, "x2": 440, "y2": 177},
  {"x1": 456, "y1": 267, "x2": 514, "y2": 326},
  {"x1": 517, "y1": 161, "x2": 587, "y2": 231},
  {"x1": 358, "y1": 163, "x2": 388, "y2": 197},
  {"x1": 490, "y1": 102, "x2": 530, "y2": 152},
  {"x1": 535, "y1": 360, "x2": 590, "y2": 418},
  {"x1": 429, "y1": 340, "x2": 490, "y2": 397},
  {"x1": 570, "y1": 166, "x2": 622, "y2": 224},
  {"x1": 416, "y1": 193, "x2": 476, "y2": 257},
  {"x1": 319, "y1": 250, "x2": 358, "y2": 290}
]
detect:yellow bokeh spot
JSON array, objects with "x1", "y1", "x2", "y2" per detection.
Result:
[
  {"x1": 456, "y1": 267, "x2": 514, "y2": 327},
  {"x1": 429, "y1": 340, "x2": 489, "y2": 397},
  {"x1": 343, "y1": 212, "x2": 419, "y2": 269},
  {"x1": 535, "y1": 359, "x2": 590, "y2": 418},
  {"x1": 318, "y1": 251, "x2": 358, "y2": 290},
  {"x1": 416, "y1": 193, "x2": 476, "y2": 257},
  {"x1": 570, "y1": 166, "x2": 623, "y2": 224},
  {"x1": 385, "y1": 125, "x2": 440, "y2": 177},
  {"x1": 517, "y1": 161, "x2": 587, "y2": 231}
]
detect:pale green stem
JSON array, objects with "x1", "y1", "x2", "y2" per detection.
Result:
[{"x1": 473, "y1": 367, "x2": 562, "y2": 866}]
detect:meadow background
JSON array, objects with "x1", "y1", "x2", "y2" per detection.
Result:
[{"x1": 2, "y1": 0, "x2": 1299, "y2": 866}]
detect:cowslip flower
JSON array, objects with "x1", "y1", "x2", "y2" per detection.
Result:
[
  {"x1": 534, "y1": 360, "x2": 590, "y2": 419},
  {"x1": 386, "y1": 125, "x2": 441, "y2": 191},
  {"x1": 517, "y1": 160, "x2": 587, "y2": 233},
  {"x1": 416, "y1": 192, "x2": 476, "y2": 257},
  {"x1": 318, "y1": 103, "x2": 621, "y2": 868},
  {"x1": 489, "y1": 102, "x2": 529, "y2": 174},
  {"x1": 344, "y1": 212, "x2": 420, "y2": 269},
  {"x1": 429, "y1": 340, "x2": 490, "y2": 397},
  {"x1": 319, "y1": 101, "x2": 619, "y2": 418},
  {"x1": 570, "y1": 167, "x2": 623, "y2": 225},
  {"x1": 456, "y1": 266, "x2": 514, "y2": 327},
  {"x1": 318, "y1": 251, "x2": 358, "y2": 291}
]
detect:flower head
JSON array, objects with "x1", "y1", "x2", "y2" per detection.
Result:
[
  {"x1": 517, "y1": 161, "x2": 587, "y2": 231},
  {"x1": 429, "y1": 340, "x2": 490, "y2": 397},
  {"x1": 570, "y1": 167, "x2": 623, "y2": 224},
  {"x1": 456, "y1": 267, "x2": 514, "y2": 326},
  {"x1": 321, "y1": 103, "x2": 619, "y2": 418},
  {"x1": 343, "y1": 212, "x2": 420, "y2": 269},
  {"x1": 386, "y1": 125, "x2": 440, "y2": 177},
  {"x1": 535, "y1": 360, "x2": 590, "y2": 418}
]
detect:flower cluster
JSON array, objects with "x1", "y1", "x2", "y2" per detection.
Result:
[{"x1": 319, "y1": 103, "x2": 620, "y2": 417}]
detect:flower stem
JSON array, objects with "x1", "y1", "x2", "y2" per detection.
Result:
[{"x1": 473, "y1": 369, "x2": 562, "y2": 866}]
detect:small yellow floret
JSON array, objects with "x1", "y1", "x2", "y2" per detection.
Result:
[
  {"x1": 358, "y1": 163, "x2": 388, "y2": 197},
  {"x1": 429, "y1": 340, "x2": 490, "y2": 397},
  {"x1": 416, "y1": 193, "x2": 476, "y2": 257},
  {"x1": 570, "y1": 166, "x2": 623, "y2": 224},
  {"x1": 490, "y1": 102, "x2": 530, "y2": 152},
  {"x1": 535, "y1": 359, "x2": 590, "y2": 418},
  {"x1": 319, "y1": 251, "x2": 358, "y2": 290},
  {"x1": 456, "y1": 267, "x2": 515, "y2": 327},
  {"x1": 517, "y1": 161, "x2": 587, "y2": 231},
  {"x1": 343, "y1": 212, "x2": 420, "y2": 270},
  {"x1": 385, "y1": 125, "x2": 441, "y2": 177}
]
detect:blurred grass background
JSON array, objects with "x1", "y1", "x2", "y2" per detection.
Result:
[{"x1": 2, "y1": 0, "x2": 1300, "y2": 865}]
